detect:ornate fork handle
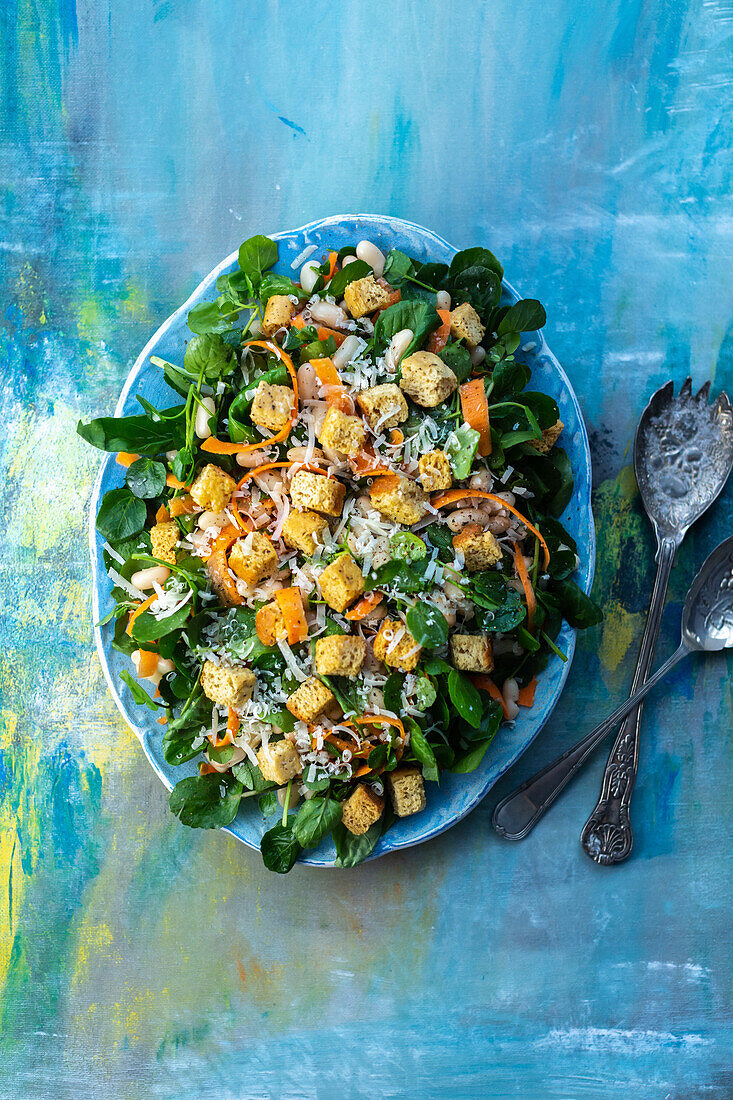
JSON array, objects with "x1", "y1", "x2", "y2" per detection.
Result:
[{"x1": 580, "y1": 536, "x2": 678, "y2": 864}]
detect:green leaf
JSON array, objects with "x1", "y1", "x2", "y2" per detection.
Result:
[
  {"x1": 423, "y1": 524, "x2": 454, "y2": 564},
  {"x1": 414, "y1": 674, "x2": 437, "y2": 710},
  {"x1": 184, "y1": 333, "x2": 235, "y2": 380},
  {"x1": 333, "y1": 817, "x2": 383, "y2": 867},
  {"x1": 406, "y1": 603, "x2": 449, "y2": 650},
  {"x1": 260, "y1": 822, "x2": 301, "y2": 873},
  {"x1": 126, "y1": 457, "x2": 166, "y2": 499},
  {"x1": 389, "y1": 532, "x2": 426, "y2": 562},
  {"x1": 119, "y1": 670, "x2": 161, "y2": 711},
  {"x1": 413, "y1": 261, "x2": 449, "y2": 289},
  {"x1": 445, "y1": 425, "x2": 480, "y2": 479},
  {"x1": 232, "y1": 759, "x2": 277, "y2": 793},
  {"x1": 381, "y1": 249, "x2": 414, "y2": 288},
  {"x1": 292, "y1": 796, "x2": 342, "y2": 849},
  {"x1": 77, "y1": 406, "x2": 186, "y2": 454},
  {"x1": 130, "y1": 598, "x2": 193, "y2": 642},
  {"x1": 259, "y1": 272, "x2": 308, "y2": 303},
  {"x1": 468, "y1": 573, "x2": 526, "y2": 633},
  {"x1": 489, "y1": 359, "x2": 531, "y2": 399},
  {"x1": 258, "y1": 790, "x2": 279, "y2": 816},
  {"x1": 449, "y1": 246, "x2": 504, "y2": 281},
  {"x1": 447, "y1": 669, "x2": 483, "y2": 729},
  {"x1": 497, "y1": 298, "x2": 547, "y2": 335},
  {"x1": 238, "y1": 235, "x2": 278, "y2": 282},
  {"x1": 96, "y1": 488, "x2": 147, "y2": 542},
  {"x1": 552, "y1": 578, "x2": 604, "y2": 628},
  {"x1": 187, "y1": 300, "x2": 232, "y2": 335},
  {"x1": 383, "y1": 673, "x2": 404, "y2": 713},
  {"x1": 450, "y1": 738, "x2": 493, "y2": 773},
  {"x1": 374, "y1": 300, "x2": 442, "y2": 357},
  {"x1": 439, "y1": 342, "x2": 473, "y2": 383},
  {"x1": 169, "y1": 773, "x2": 244, "y2": 829},
  {"x1": 406, "y1": 718, "x2": 439, "y2": 782},
  {"x1": 327, "y1": 259, "x2": 372, "y2": 297}
]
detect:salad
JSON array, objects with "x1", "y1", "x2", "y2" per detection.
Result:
[{"x1": 80, "y1": 233, "x2": 602, "y2": 872}]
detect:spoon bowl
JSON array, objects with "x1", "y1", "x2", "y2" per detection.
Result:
[{"x1": 682, "y1": 536, "x2": 733, "y2": 652}]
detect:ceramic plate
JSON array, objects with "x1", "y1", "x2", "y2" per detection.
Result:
[{"x1": 89, "y1": 214, "x2": 595, "y2": 866}]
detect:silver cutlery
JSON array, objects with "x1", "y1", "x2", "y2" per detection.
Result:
[{"x1": 492, "y1": 379, "x2": 733, "y2": 852}]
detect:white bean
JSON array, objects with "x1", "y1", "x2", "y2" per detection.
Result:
[
  {"x1": 368, "y1": 687, "x2": 385, "y2": 711},
  {"x1": 356, "y1": 240, "x2": 386, "y2": 278},
  {"x1": 297, "y1": 363, "x2": 318, "y2": 401},
  {"x1": 495, "y1": 490, "x2": 516, "y2": 506},
  {"x1": 300, "y1": 260, "x2": 320, "y2": 293},
  {"x1": 277, "y1": 785, "x2": 301, "y2": 808},
  {"x1": 386, "y1": 328, "x2": 414, "y2": 371},
  {"x1": 341, "y1": 254, "x2": 358, "y2": 267},
  {"x1": 470, "y1": 345, "x2": 486, "y2": 367},
  {"x1": 157, "y1": 657, "x2": 176, "y2": 674},
  {"x1": 165, "y1": 449, "x2": 178, "y2": 462},
  {"x1": 287, "y1": 445, "x2": 326, "y2": 463},
  {"x1": 235, "y1": 450, "x2": 268, "y2": 468},
  {"x1": 194, "y1": 395, "x2": 216, "y2": 440},
  {"x1": 254, "y1": 470, "x2": 287, "y2": 494},
  {"x1": 432, "y1": 592, "x2": 457, "y2": 628},
  {"x1": 197, "y1": 510, "x2": 226, "y2": 529},
  {"x1": 487, "y1": 514, "x2": 511, "y2": 534},
  {"x1": 332, "y1": 334, "x2": 364, "y2": 370},
  {"x1": 310, "y1": 402, "x2": 329, "y2": 433},
  {"x1": 309, "y1": 300, "x2": 348, "y2": 328},
  {"x1": 436, "y1": 290, "x2": 451, "y2": 311},
  {"x1": 503, "y1": 677, "x2": 520, "y2": 721},
  {"x1": 469, "y1": 469, "x2": 494, "y2": 492},
  {"x1": 130, "y1": 565, "x2": 170, "y2": 590},
  {"x1": 447, "y1": 507, "x2": 493, "y2": 532},
  {"x1": 442, "y1": 580, "x2": 466, "y2": 603}
]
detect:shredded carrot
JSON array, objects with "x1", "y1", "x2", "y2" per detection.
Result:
[
  {"x1": 389, "y1": 428, "x2": 404, "y2": 445},
  {"x1": 126, "y1": 595, "x2": 155, "y2": 636},
  {"x1": 273, "y1": 587, "x2": 308, "y2": 645},
  {"x1": 206, "y1": 526, "x2": 245, "y2": 606},
  {"x1": 349, "y1": 447, "x2": 393, "y2": 476},
  {"x1": 166, "y1": 472, "x2": 188, "y2": 490},
  {"x1": 157, "y1": 716, "x2": 168, "y2": 725},
  {"x1": 430, "y1": 489, "x2": 550, "y2": 569},
  {"x1": 116, "y1": 452, "x2": 140, "y2": 467},
  {"x1": 311, "y1": 357, "x2": 353, "y2": 412},
  {"x1": 460, "y1": 379, "x2": 491, "y2": 457},
  {"x1": 229, "y1": 498, "x2": 251, "y2": 532},
  {"x1": 517, "y1": 677, "x2": 538, "y2": 708},
  {"x1": 345, "y1": 591, "x2": 384, "y2": 620},
  {"x1": 235, "y1": 459, "x2": 325, "y2": 492},
  {"x1": 427, "y1": 308, "x2": 451, "y2": 353},
  {"x1": 324, "y1": 251, "x2": 338, "y2": 281},
  {"x1": 210, "y1": 709, "x2": 238, "y2": 748},
  {"x1": 201, "y1": 341, "x2": 298, "y2": 455},
  {"x1": 199, "y1": 761, "x2": 218, "y2": 775},
  {"x1": 292, "y1": 311, "x2": 307, "y2": 329},
  {"x1": 316, "y1": 325, "x2": 346, "y2": 347},
  {"x1": 353, "y1": 714, "x2": 405, "y2": 741},
  {"x1": 513, "y1": 541, "x2": 536, "y2": 631},
  {"x1": 155, "y1": 504, "x2": 170, "y2": 523},
  {"x1": 473, "y1": 675, "x2": 510, "y2": 720},
  {"x1": 168, "y1": 495, "x2": 198, "y2": 517},
  {"x1": 135, "y1": 649, "x2": 159, "y2": 678}
]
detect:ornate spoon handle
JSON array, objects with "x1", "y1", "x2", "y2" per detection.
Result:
[{"x1": 580, "y1": 536, "x2": 678, "y2": 864}]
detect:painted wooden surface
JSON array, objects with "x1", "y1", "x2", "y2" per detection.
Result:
[{"x1": 1, "y1": 2, "x2": 731, "y2": 1097}]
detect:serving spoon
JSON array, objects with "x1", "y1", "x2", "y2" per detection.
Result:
[
  {"x1": 492, "y1": 379, "x2": 733, "y2": 849},
  {"x1": 492, "y1": 536, "x2": 733, "y2": 846}
]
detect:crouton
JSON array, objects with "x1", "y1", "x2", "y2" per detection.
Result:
[
  {"x1": 290, "y1": 470, "x2": 346, "y2": 517},
  {"x1": 399, "y1": 351, "x2": 458, "y2": 407},
  {"x1": 450, "y1": 634, "x2": 494, "y2": 673},
  {"x1": 317, "y1": 405, "x2": 367, "y2": 457},
  {"x1": 386, "y1": 766, "x2": 427, "y2": 817},
  {"x1": 418, "y1": 450, "x2": 452, "y2": 492},
  {"x1": 261, "y1": 294, "x2": 295, "y2": 336},
  {"x1": 150, "y1": 521, "x2": 179, "y2": 566},
  {"x1": 373, "y1": 618, "x2": 421, "y2": 672},
  {"x1": 530, "y1": 418, "x2": 564, "y2": 454},
  {"x1": 369, "y1": 474, "x2": 428, "y2": 526},
  {"x1": 449, "y1": 302, "x2": 485, "y2": 349},
  {"x1": 286, "y1": 676, "x2": 339, "y2": 724},
  {"x1": 250, "y1": 382, "x2": 295, "y2": 432},
  {"x1": 356, "y1": 383, "x2": 409, "y2": 432},
  {"x1": 341, "y1": 784, "x2": 384, "y2": 836},
  {"x1": 257, "y1": 739, "x2": 302, "y2": 784},
  {"x1": 201, "y1": 661, "x2": 256, "y2": 709},
  {"x1": 452, "y1": 524, "x2": 502, "y2": 572},
  {"x1": 228, "y1": 531, "x2": 278, "y2": 586},
  {"x1": 282, "y1": 509, "x2": 329, "y2": 555},
  {"x1": 343, "y1": 275, "x2": 392, "y2": 318},
  {"x1": 315, "y1": 634, "x2": 367, "y2": 677},
  {"x1": 255, "y1": 601, "x2": 286, "y2": 646},
  {"x1": 190, "y1": 463, "x2": 237, "y2": 513},
  {"x1": 318, "y1": 554, "x2": 365, "y2": 613}
]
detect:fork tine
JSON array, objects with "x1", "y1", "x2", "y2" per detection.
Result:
[
  {"x1": 696, "y1": 380, "x2": 712, "y2": 403},
  {"x1": 715, "y1": 390, "x2": 732, "y2": 415},
  {"x1": 679, "y1": 377, "x2": 693, "y2": 399}
]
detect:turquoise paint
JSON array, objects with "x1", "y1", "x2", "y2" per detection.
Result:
[{"x1": 1, "y1": 0, "x2": 732, "y2": 1096}]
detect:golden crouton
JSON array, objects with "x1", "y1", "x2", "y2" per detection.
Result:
[
  {"x1": 261, "y1": 294, "x2": 295, "y2": 336},
  {"x1": 449, "y1": 302, "x2": 485, "y2": 348},
  {"x1": 250, "y1": 382, "x2": 295, "y2": 432},
  {"x1": 369, "y1": 474, "x2": 428, "y2": 526},
  {"x1": 399, "y1": 351, "x2": 458, "y2": 408},
  {"x1": 282, "y1": 509, "x2": 329, "y2": 555},
  {"x1": 452, "y1": 524, "x2": 502, "y2": 572},
  {"x1": 530, "y1": 418, "x2": 564, "y2": 454},
  {"x1": 255, "y1": 601, "x2": 286, "y2": 646},
  {"x1": 290, "y1": 470, "x2": 346, "y2": 517},
  {"x1": 257, "y1": 739, "x2": 302, "y2": 784},
  {"x1": 317, "y1": 405, "x2": 367, "y2": 457},
  {"x1": 315, "y1": 634, "x2": 367, "y2": 677},
  {"x1": 341, "y1": 784, "x2": 384, "y2": 836},
  {"x1": 286, "y1": 676, "x2": 339, "y2": 724},
  {"x1": 372, "y1": 618, "x2": 421, "y2": 672},
  {"x1": 386, "y1": 766, "x2": 427, "y2": 817},
  {"x1": 418, "y1": 450, "x2": 452, "y2": 492},
  {"x1": 201, "y1": 661, "x2": 256, "y2": 708},
  {"x1": 190, "y1": 463, "x2": 237, "y2": 513},
  {"x1": 228, "y1": 531, "x2": 278, "y2": 586},
  {"x1": 318, "y1": 554, "x2": 365, "y2": 613},
  {"x1": 356, "y1": 384, "x2": 409, "y2": 432},
  {"x1": 343, "y1": 275, "x2": 393, "y2": 318},
  {"x1": 151, "y1": 521, "x2": 179, "y2": 566},
  {"x1": 450, "y1": 634, "x2": 494, "y2": 673}
]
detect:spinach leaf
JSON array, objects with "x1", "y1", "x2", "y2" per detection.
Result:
[
  {"x1": 389, "y1": 532, "x2": 426, "y2": 562},
  {"x1": 439, "y1": 342, "x2": 473, "y2": 383},
  {"x1": 519, "y1": 447, "x2": 574, "y2": 516},
  {"x1": 258, "y1": 272, "x2": 307, "y2": 303},
  {"x1": 413, "y1": 261, "x2": 449, "y2": 289},
  {"x1": 374, "y1": 300, "x2": 441, "y2": 357},
  {"x1": 126, "y1": 457, "x2": 166, "y2": 499},
  {"x1": 327, "y1": 259, "x2": 372, "y2": 297},
  {"x1": 299, "y1": 335, "x2": 338, "y2": 362},
  {"x1": 405, "y1": 717, "x2": 439, "y2": 782},
  {"x1": 366, "y1": 557, "x2": 432, "y2": 595},
  {"x1": 521, "y1": 391, "x2": 561, "y2": 431},
  {"x1": 445, "y1": 425, "x2": 480, "y2": 479},
  {"x1": 169, "y1": 773, "x2": 244, "y2": 829},
  {"x1": 187, "y1": 300, "x2": 234, "y2": 335},
  {"x1": 450, "y1": 734, "x2": 496, "y2": 773},
  {"x1": 449, "y1": 246, "x2": 504, "y2": 281},
  {"x1": 469, "y1": 573, "x2": 526, "y2": 633},
  {"x1": 258, "y1": 790, "x2": 279, "y2": 816},
  {"x1": 497, "y1": 299, "x2": 547, "y2": 335},
  {"x1": 184, "y1": 333, "x2": 235, "y2": 380},
  {"x1": 381, "y1": 249, "x2": 413, "y2": 287},
  {"x1": 541, "y1": 517, "x2": 579, "y2": 579},
  {"x1": 447, "y1": 669, "x2": 483, "y2": 729},
  {"x1": 551, "y1": 578, "x2": 604, "y2": 628},
  {"x1": 383, "y1": 673, "x2": 404, "y2": 714},
  {"x1": 333, "y1": 816, "x2": 385, "y2": 867},
  {"x1": 414, "y1": 674, "x2": 437, "y2": 710},
  {"x1": 131, "y1": 597, "x2": 193, "y2": 642},
  {"x1": 489, "y1": 359, "x2": 531, "y2": 399},
  {"x1": 77, "y1": 406, "x2": 186, "y2": 455},
  {"x1": 423, "y1": 523, "x2": 455, "y2": 564},
  {"x1": 451, "y1": 266, "x2": 502, "y2": 314},
  {"x1": 260, "y1": 822, "x2": 301, "y2": 873},
  {"x1": 406, "y1": 603, "x2": 449, "y2": 650},
  {"x1": 233, "y1": 758, "x2": 278, "y2": 793},
  {"x1": 292, "y1": 796, "x2": 342, "y2": 848},
  {"x1": 120, "y1": 670, "x2": 160, "y2": 711},
  {"x1": 238, "y1": 235, "x2": 278, "y2": 284},
  {"x1": 96, "y1": 488, "x2": 147, "y2": 541}
]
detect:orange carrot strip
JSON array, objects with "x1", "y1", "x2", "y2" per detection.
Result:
[
  {"x1": 389, "y1": 428, "x2": 404, "y2": 445},
  {"x1": 427, "y1": 308, "x2": 451, "y2": 353},
  {"x1": 430, "y1": 489, "x2": 550, "y2": 569},
  {"x1": 292, "y1": 311, "x2": 307, "y2": 330},
  {"x1": 273, "y1": 587, "x2": 308, "y2": 645},
  {"x1": 373, "y1": 285, "x2": 402, "y2": 318},
  {"x1": 126, "y1": 595, "x2": 155, "y2": 636},
  {"x1": 311, "y1": 357, "x2": 353, "y2": 412},
  {"x1": 513, "y1": 541, "x2": 536, "y2": 631},
  {"x1": 210, "y1": 709, "x2": 238, "y2": 748},
  {"x1": 325, "y1": 251, "x2": 338, "y2": 280},
  {"x1": 136, "y1": 650, "x2": 159, "y2": 678},
  {"x1": 316, "y1": 325, "x2": 346, "y2": 347},
  {"x1": 169, "y1": 495, "x2": 198, "y2": 517},
  {"x1": 157, "y1": 716, "x2": 168, "y2": 725},
  {"x1": 460, "y1": 378, "x2": 491, "y2": 457},
  {"x1": 116, "y1": 452, "x2": 140, "y2": 467},
  {"x1": 166, "y1": 472, "x2": 188, "y2": 490},
  {"x1": 201, "y1": 341, "x2": 298, "y2": 455},
  {"x1": 517, "y1": 677, "x2": 538, "y2": 708},
  {"x1": 345, "y1": 592, "x2": 384, "y2": 621},
  {"x1": 473, "y1": 675, "x2": 510, "y2": 719},
  {"x1": 349, "y1": 448, "x2": 394, "y2": 476},
  {"x1": 206, "y1": 526, "x2": 245, "y2": 606},
  {"x1": 199, "y1": 761, "x2": 218, "y2": 775},
  {"x1": 353, "y1": 713, "x2": 405, "y2": 741},
  {"x1": 155, "y1": 504, "x2": 170, "y2": 523}
]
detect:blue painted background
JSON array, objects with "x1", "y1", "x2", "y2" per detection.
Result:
[{"x1": 1, "y1": 1, "x2": 731, "y2": 1096}]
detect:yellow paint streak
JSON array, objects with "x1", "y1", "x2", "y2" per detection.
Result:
[{"x1": 598, "y1": 600, "x2": 646, "y2": 673}]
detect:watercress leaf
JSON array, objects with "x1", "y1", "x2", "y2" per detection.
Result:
[
  {"x1": 406, "y1": 603, "x2": 449, "y2": 650},
  {"x1": 469, "y1": 573, "x2": 526, "y2": 633},
  {"x1": 490, "y1": 359, "x2": 531, "y2": 399},
  {"x1": 381, "y1": 249, "x2": 414, "y2": 288},
  {"x1": 423, "y1": 523, "x2": 455, "y2": 564},
  {"x1": 406, "y1": 718, "x2": 439, "y2": 782},
  {"x1": 447, "y1": 669, "x2": 483, "y2": 729},
  {"x1": 126, "y1": 457, "x2": 166, "y2": 499},
  {"x1": 292, "y1": 796, "x2": 342, "y2": 848},
  {"x1": 260, "y1": 822, "x2": 301, "y2": 873},
  {"x1": 131, "y1": 596, "x2": 194, "y2": 642},
  {"x1": 96, "y1": 487, "x2": 146, "y2": 542},
  {"x1": 374, "y1": 300, "x2": 442, "y2": 357},
  {"x1": 327, "y1": 259, "x2": 372, "y2": 297},
  {"x1": 541, "y1": 516, "x2": 579, "y2": 579},
  {"x1": 258, "y1": 790, "x2": 279, "y2": 816},
  {"x1": 439, "y1": 342, "x2": 473, "y2": 383},
  {"x1": 333, "y1": 818, "x2": 382, "y2": 867},
  {"x1": 451, "y1": 265, "x2": 502, "y2": 313},
  {"x1": 412, "y1": 261, "x2": 449, "y2": 290},
  {"x1": 187, "y1": 300, "x2": 232, "y2": 335},
  {"x1": 259, "y1": 272, "x2": 308, "y2": 303},
  {"x1": 389, "y1": 532, "x2": 426, "y2": 562},
  {"x1": 445, "y1": 425, "x2": 480, "y2": 479},
  {"x1": 521, "y1": 391, "x2": 561, "y2": 431},
  {"x1": 169, "y1": 773, "x2": 244, "y2": 829},
  {"x1": 232, "y1": 759, "x2": 277, "y2": 793},
  {"x1": 497, "y1": 298, "x2": 547, "y2": 336},
  {"x1": 450, "y1": 737, "x2": 494, "y2": 773},
  {"x1": 422, "y1": 655, "x2": 452, "y2": 676},
  {"x1": 547, "y1": 448, "x2": 574, "y2": 516},
  {"x1": 415, "y1": 674, "x2": 437, "y2": 710},
  {"x1": 449, "y1": 246, "x2": 504, "y2": 281},
  {"x1": 171, "y1": 445, "x2": 196, "y2": 485},
  {"x1": 77, "y1": 407, "x2": 186, "y2": 455},
  {"x1": 366, "y1": 744, "x2": 388, "y2": 771},
  {"x1": 551, "y1": 578, "x2": 604, "y2": 628},
  {"x1": 299, "y1": 336, "x2": 337, "y2": 362},
  {"x1": 383, "y1": 673, "x2": 404, "y2": 713},
  {"x1": 119, "y1": 670, "x2": 160, "y2": 711},
  {"x1": 184, "y1": 333, "x2": 235, "y2": 380},
  {"x1": 162, "y1": 696, "x2": 211, "y2": 765},
  {"x1": 238, "y1": 235, "x2": 278, "y2": 282}
]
